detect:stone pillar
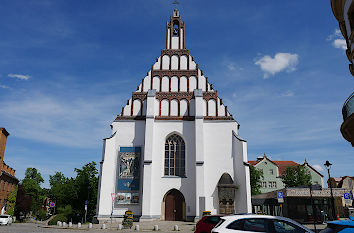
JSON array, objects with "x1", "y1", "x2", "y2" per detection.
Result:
[
  {"x1": 141, "y1": 90, "x2": 156, "y2": 219},
  {"x1": 194, "y1": 89, "x2": 205, "y2": 220}
]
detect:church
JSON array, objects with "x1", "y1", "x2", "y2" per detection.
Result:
[{"x1": 96, "y1": 9, "x2": 251, "y2": 222}]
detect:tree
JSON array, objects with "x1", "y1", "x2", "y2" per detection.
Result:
[
  {"x1": 21, "y1": 168, "x2": 46, "y2": 214},
  {"x1": 47, "y1": 162, "x2": 99, "y2": 222},
  {"x1": 281, "y1": 165, "x2": 312, "y2": 188},
  {"x1": 6, "y1": 187, "x2": 17, "y2": 216},
  {"x1": 249, "y1": 165, "x2": 263, "y2": 195},
  {"x1": 73, "y1": 162, "x2": 99, "y2": 222}
]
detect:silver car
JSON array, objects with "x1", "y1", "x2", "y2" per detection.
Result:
[
  {"x1": 211, "y1": 214, "x2": 314, "y2": 233},
  {"x1": 0, "y1": 215, "x2": 13, "y2": 225}
]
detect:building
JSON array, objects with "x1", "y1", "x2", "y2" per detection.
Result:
[
  {"x1": 330, "y1": 0, "x2": 354, "y2": 147},
  {"x1": 96, "y1": 10, "x2": 251, "y2": 222},
  {"x1": 249, "y1": 154, "x2": 324, "y2": 193},
  {"x1": 328, "y1": 176, "x2": 353, "y2": 207},
  {"x1": 252, "y1": 186, "x2": 350, "y2": 222},
  {"x1": 0, "y1": 128, "x2": 19, "y2": 211}
]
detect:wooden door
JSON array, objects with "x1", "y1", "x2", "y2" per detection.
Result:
[{"x1": 165, "y1": 189, "x2": 184, "y2": 221}]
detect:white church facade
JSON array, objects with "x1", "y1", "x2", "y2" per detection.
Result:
[{"x1": 96, "y1": 10, "x2": 251, "y2": 222}]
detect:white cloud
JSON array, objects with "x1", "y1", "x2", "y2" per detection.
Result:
[
  {"x1": 0, "y1": 92, "x2": 122, "y2": 148},
  {"x1": 333, "y1": 39, "x2": 347, "y2": 50},
  {"x1": 0, "y1": 84, "x2": 9, "y2": 89},
  {"x1": 255, "y1": 53, "x2": 299, "y2": 78},
  {"x1": 8, "y1": 73, "x2": 31, "y2": 80},
  {"x1": 327, "y1": 29, "x2": 342, "y2": 41},
  {"x1": 312, "y1": 164, "x2": 324, "y2": 172},
  {"x1": 328, "y1": 29, "x2": 347, "y2": 50},
  {"x1": 282, "y1": 90, "x2": 294, "y2": 97}
]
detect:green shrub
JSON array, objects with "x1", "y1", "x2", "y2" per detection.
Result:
[
  {"x1": 48, "y1": 214, "x2": 67, "y2": 225},
  {"x1": 57, "y1": 205, "x2": 73, "y2": 216},
  {"x1": 37, "y1": 208, "x2": 49, "y2": 221}
]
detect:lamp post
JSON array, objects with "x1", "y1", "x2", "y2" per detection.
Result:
[{"x1": 324, "y1": 160, "x2": 336, "y2": 220}]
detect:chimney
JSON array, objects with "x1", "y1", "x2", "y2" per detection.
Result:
[{"x1": 0, "y1": 128, "x2": 9, "y2": 167}]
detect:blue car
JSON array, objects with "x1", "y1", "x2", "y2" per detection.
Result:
[{"x1": 320, "y1": 216, "x2": 354, "y2": 233}]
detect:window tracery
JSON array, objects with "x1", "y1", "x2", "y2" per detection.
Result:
[{"x1": 164, "y1": 134, "x2": 185, "y2": 177}]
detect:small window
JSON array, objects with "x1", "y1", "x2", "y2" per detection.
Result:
[
  {"x1": 243, "y1": 218, "x2": 267, "y2": 232},
  {"x1": 204, "y1": 216, "x2": 221, "y2": 224},
  {"x1": 227, "y1": 219, "x2": 244, "y2": 230},
  {"x1": 272, "y1": 220, "x2": 306, "y2": 233},
  {"x1": 261, "y1": 182, "x2": 267, "y2": 188},
  {"x1": 269, "y1": 169, "x2": 274, "y2": 175}
]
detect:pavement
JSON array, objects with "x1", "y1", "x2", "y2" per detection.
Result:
[
  {"x1": 0, "y1": 221, "x2": 328, "y2": 233},
  {"x1": 0, "y1": 221, "x2": 196, "y2": 233}
]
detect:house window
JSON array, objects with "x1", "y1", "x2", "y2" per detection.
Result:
[
  {"x1": 269, "y1": 169, "x2": 274, "y2": 175},
  {"x1": 268, "y1": 181, "x2": 277, "y2": 188},
  {"x1": 314, "y1": 181, "x2": 319, "y2": 185},
  {"x1": 164, "y1": 134, "x2": 185, "y2": 177},
  {"x1": 261, "y1": 182, "x2": 267, "y2": 188}
]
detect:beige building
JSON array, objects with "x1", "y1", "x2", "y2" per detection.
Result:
[
  {"x1": 0, "y1": 128, "x2": 19, "y2": 211},
  {"x1": 330, "y1": 0, "x2": 354, "y2": 147}
]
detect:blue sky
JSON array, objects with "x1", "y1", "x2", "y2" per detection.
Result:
[{"x1": 0, "y1": 1, "x2": 353, "y2": 188}]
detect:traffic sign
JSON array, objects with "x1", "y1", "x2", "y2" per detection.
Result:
[
  {"x1": 344, "y1": 193, "x2": 351, "y2": 199},
  {"x1": 85, "y1": 200, "x2": 88, "y2": 205},
  {"x1": 277, "y1": 191, "x2": 284, "y2": 203},
  {"x1": 111, "y1": 193, "x2": 117, "y2": 201},
  {"x1": 49, "y1": 202, "x2": 55, "y2": 208},
  {"x1": 277, "y1": 192, "x2": 283, "y2": 199}
]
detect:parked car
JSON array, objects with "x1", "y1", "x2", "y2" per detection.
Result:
[
  {"x1": 195, "y1": 215, "x2": 224, "y2": 233},
  {"x1": 320, "y1": 216, "x2": 354, "y2": 233},
  {"x1": 0, "y1": 215, "x2": 13, "y2": 225},
  {"x1": 211, "y1": 214, "x2": 313, "y2": 233}
]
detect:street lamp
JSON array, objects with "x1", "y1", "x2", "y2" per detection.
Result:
[{"x1": 324, "y1": 160, "x2": 336, "y2": 220}]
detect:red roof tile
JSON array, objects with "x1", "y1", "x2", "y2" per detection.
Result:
[{"x1": 272, "y1": 161, "x2": 299, "y2": 176}]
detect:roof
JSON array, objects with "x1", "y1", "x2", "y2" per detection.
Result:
[
  {"x1": 303, "y1": 162, "x2": 324, "y2": 177},
  {"x1": 273, "y1": 161, "x2": 299, "y2": 176},
  {"x1": 248, "y1": 158, "x2": 298, "y2": 176}
]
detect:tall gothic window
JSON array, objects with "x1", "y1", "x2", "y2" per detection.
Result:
[{"x1": 164, "y1": 134, "x2": 185, "y2": 177}]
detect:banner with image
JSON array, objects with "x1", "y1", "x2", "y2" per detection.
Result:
[{"x1": 116, "y1": 147, "x2": 141, "y2": 204}]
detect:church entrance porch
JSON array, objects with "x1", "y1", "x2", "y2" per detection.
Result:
[{"x1": 163, "y1": 189, "x2": 186, "y2": 221}]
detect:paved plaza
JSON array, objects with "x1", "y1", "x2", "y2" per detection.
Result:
[
  {"x1": 0, "y1": 221, "x2": 196, "y2": 233},
  {"x1": 0, "y1": 221, "x2": 327, "y2": 233}
]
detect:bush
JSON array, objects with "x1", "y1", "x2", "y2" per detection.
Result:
[
  {"x1": 48, "y1": 214, "x2": 67, "y2": 225},
  {"x1": 58, "y1": 205, "x2": 72, "y2": 216},
  {"x1": 37, "y1": 208, "x2": 49, "y2": 221}
]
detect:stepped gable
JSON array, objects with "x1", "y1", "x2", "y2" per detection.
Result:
[{"x1": 115, "y1": 9, "x2": 234, "y2": 122}]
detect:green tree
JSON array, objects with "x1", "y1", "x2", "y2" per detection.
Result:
[
  {"x1": 73, "y1": 162, "x2": 98, "y2": 221},
  {"x1": 249, "y1": 165, "x2": 263, "y2": 195},
  {"x1": 6, "y1": 187, "x2": 17, "y2": 216},
  {"x1": 21, "y1": 168, "x2": 46, "y2": 215},
  {"x1": 48, "y1": 162, "x2": 99, "y2": 222},
  {"x1": 281, "y1": 165, "x2": 312, "y2": 187}
]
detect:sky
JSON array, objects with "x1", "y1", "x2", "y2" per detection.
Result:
[{"x1": 0, "y1": 0, "x2": 353, "y2": 188}]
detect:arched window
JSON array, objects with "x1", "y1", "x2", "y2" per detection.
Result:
[{"x1": 164, "y1": 134, "x2": 185, "y2": 177}]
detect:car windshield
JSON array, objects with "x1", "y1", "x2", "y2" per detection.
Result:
[{"x1": 0, "y1": 216, "x2": 9, "y2": 218}]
